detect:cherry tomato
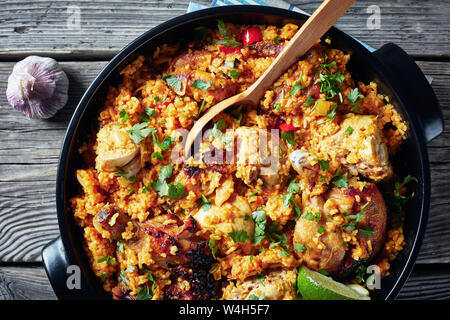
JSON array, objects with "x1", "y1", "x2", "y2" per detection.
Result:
[{"x1": 243, "y1": 26, "x2": 263, "y2": 46}]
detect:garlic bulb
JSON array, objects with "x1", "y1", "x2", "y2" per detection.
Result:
[{"x1": 6, "y1": 56, "x2": 69, "y2": 119}]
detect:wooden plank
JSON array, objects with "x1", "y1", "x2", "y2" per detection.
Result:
[
  {"x1": 398, "y1": 264, "x2": 450, "y2": 300},
  {"x1": 0, "y1": 265, "x2": 56, "y2": 300},
  {"x1": 0, "y1": 264, "x2": 448, "y2": 300},
  {"x1": 0, "y1": 60, "x2": 449, "y2": 263},
  {"x1": 0, "y1": 0, "x2": 449, "y2": 59}
]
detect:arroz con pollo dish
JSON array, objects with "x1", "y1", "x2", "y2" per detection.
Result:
[{"x1": 71, "y1": 21, "x2": 415, "y2": 300}]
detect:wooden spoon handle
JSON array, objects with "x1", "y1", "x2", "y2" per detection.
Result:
[{"x1": 245, "y1": 0, "x2": 356, "y2": 104}]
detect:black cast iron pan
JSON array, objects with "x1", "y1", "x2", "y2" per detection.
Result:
[{"x1": 41, "y1": 5, "x2": 443, "y2": 300}]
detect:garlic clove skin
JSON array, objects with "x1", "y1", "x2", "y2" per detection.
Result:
[{"x1": 6, "y1": 56, "x2": 69, "y2": 119}]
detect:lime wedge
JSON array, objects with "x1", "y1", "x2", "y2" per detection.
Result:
[{"x1": 297, "y1": 266, "x2": 371, "y2": 300}]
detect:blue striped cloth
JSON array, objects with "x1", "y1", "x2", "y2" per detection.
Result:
[{"x1": 187, "y1": 0, "x2": 376, "y2": 53}]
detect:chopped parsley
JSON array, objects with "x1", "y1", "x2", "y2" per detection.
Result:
[
  {"x1": 207, "y1": 118, "x2": 232, "y2": 145},
  {"x1": 252, "y1": 209, "x2": 291, "y2": 256},
  {"x1": 229, "y1": 69, "x2": 241, "y2": 79},
  {"x1": 303, "y1": 95, "x2": 316, "y2": 107},
  {"x1": 348, "y1": 88, "x2": 365, "y2": 113},
  {"x1": 355, "y1": 264, "x2": 368, "y2": 283},
  {"x1": 294, "y1": 242, "x2": 307, "y2": 253},
  {"x1": 248, "y1": 293, "x2": 265, "y2": 300},
  {"x1": 96, "y1": 255, "x2": 116, "y2": 265},
  {"x1": 359, "y1": 226, "x2": 375, "y2": 238},
  {"x1": 303, "y1": 211, "x2": 321, "y2": 223},
  {"x1": 326, "y1": 103, "x2": 338, "y2": 121},
  {"x1": 162, "y1": 74, "x2": 181, "y2": 91},
  {"x1": 191, "y1": 79, "x2": 212, "y2": 91},
  {"x1": 346, "y1": 202, "x2": 370, "y2": 223},
  {"x1": 282, "y1": 179, "x2": 302, "y2": 220},
  {"x1": 343, "y1": 126, "x2": 354, "y2": 135},
  {"x1": 119, "y1": 109, "x2": 129, "y2": 121},
  {"x1": 136, "y1": 285, "x2": 153, "y2": 300},
  {"x1": 289, "y1": 73, "x2": 306, "y2": 96},
  {"x1": 215, "y1": 19, "x2": 242, "y2": 48},
  {"x1": 200, "y1": 194, "x2": 211, "y2": 211},
  {"x1": 120, "y1": 270, "x2": 129, "y2": 287},
  {"x1": 330, "y1": 166, "x2": 348, "y2": 188},
  {"x1": 151, "y1": 164, "x2": 186, "y2": 200},
  {"x1": 228, "y1": 230, "x2": 250, "y2": 243},
  {"x1": 252, "y1": 209, "x2": 267, "y2": 245},
  {"x1": 114, "y1": 166, "x2": 137, "y2": 182},
  {"x1": 209, "y1": 238, "x2": 218, "y2": 259},
  {"x1": 391, "y1": 175, "x2": 418, "y2": 213},
  {"x1": 281, "y1": 130, "x2": 296, "y2": 146},
  {"x1": 314, "y1": 70, "x2": 345, "y2": 100},
  {"x1": 317, "y1": 226, "x2": 326, "y2": 234},
  {"x1": 258, "y1": 274, "x2": 266, "y2": 286},
  {"x1": 151, "y1": 152, "x2": 164, "y2": 160},
  {"x1": 126, "y1": 122, "x2": 153, "y2": 144},
  {"x1": 197, "y1": 99, "x2": 206, "y2": 117},
  {"x1": 317, "y1": 159, "x2": 330, "y2": 171}
]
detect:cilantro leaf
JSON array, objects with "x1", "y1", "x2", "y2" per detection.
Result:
[
  {"x1": 151, "y1": 152, "x2": 164, "y2": 160},
  {"x1": 209, "y1": 238, "x2": 218, "y2": 260},
  {"x1": 294, "y1": 242, "x2": 306, "y2": 253},
  {"x1": 126, "y1": 122, "x2": 153, "y2": 144},
  {"x1": 343, "y1": 126, "x2": 354, "y2": 135},
  {"x1": 162, "y1": 74, "x2": 181, "y2": 91},
  {"x1": 151, "y1": 164, "x2": 186, "y2": 200},
  {"x1": 331, "y1": 166, "x2": 348, "y2": 188},
  {"x1": 96, "y1": 255, "x2": 116, "y2": 265},
  {"x1": 229, "y1": 69, "x2": 240, "y2": 79},
  {"x1": 281, "y1": 130, "x2": 296, "y2": 146},
  {"x1": 248, "y1": 293, "x2": 265, "y2": 300},
  {"x1": 273, "y1": 36, "x2": 281, "y2": 44},
  {"x1": 136, "y1": 284, "x2": 153, "y2": 300},
  {"x1": 119, "y1": 109, "x2": 129, "y2": 121},
  {"x1": 228, "y1": 230, "x2": 249, "y2": 243},
  {"x1": 167, "y1": 183, "x2": 186, "y2": 200},
  {"x1": 314, "y1": 71, "x2": 345, "y2": 99},
  {"x1": 252, "y1": 210, "x2": 267, "y2": 245},
  {"x1": 317, "y1": 159, "x2": 330, "y2": 171},
  {"x1": 217, "y1": 19, "x2": 229, "y2": 36},
  {"x1": 359, "y1": 226, "x2": 374, "y2": 238},
  {"x1": 191, "y1": 79, "x2": 211, "y2": 91},
  {"x1": 348, "y1": 88, "x2": 365, "y2": 104},
  {"x1": 303, "y1": 95, "x2": 315, "y2": 107}
]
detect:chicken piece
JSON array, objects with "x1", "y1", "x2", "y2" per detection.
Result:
[
  {"x1": 95, "y1": 123, "x2": 140, "y2": 172},
  {"x1": 214, "y1": 176, "x2": 234, "y2": 207},
  {"x1": 234, "y1": 126, "x2": 288, "y2": 187},
  {"x1": 93, "y1": 205, "x2": 131, "y2": 240},
  {"x1": 293, "y1": 181, "x2": 387, "y2": 277},
  {"x1": 222, "y1": 269, "x2": 298, "y2": 300},
  {"x1": 320, "y1": 115, "x2": 392, "y2": 181},
  {"x1": 194, "y1": 194, "x2": 254, "y2": 245},
  {"x1": 135, "y1": 215, "x2": 212, "y2": 268}
]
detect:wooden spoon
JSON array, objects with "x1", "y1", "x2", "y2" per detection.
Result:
[{"x1": 184, "y1": 0, "x2": 356, "y2": 158}]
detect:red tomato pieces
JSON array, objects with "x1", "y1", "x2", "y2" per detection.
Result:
[
  {"x1": 219, "y1": 45, "x2": 242, "y2": 54},
  {"x1": 243, "y1": 26, "x2": 263, "y2": 46},
  {"x1": 280, "y1": 122, "x2": 299, "y2": 132}
]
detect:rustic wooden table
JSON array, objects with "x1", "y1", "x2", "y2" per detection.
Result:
[{"x1": 0, "y1": 0, "x2": 449, "y2": 300}]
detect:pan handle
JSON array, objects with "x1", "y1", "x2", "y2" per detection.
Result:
[
  {"x1": 373, "y1": 43, "x2": 444, "y2": 142},
  {"x1": 42, "y1": 237, "x2": 100, "y2": 300}
]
